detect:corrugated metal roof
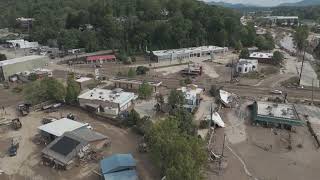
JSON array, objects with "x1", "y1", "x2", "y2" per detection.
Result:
[
  {"x1": 71, "y1": 128, "x2": 108, "y2": 142},
  {"x1": 103, "y1": 170, "x2": 138, "y2": 180},
  {"x1": 38, "y1": 118, "x2": 87, "y2": 137},
  {"x1": 100, "y1": 154, "x2": 136, "y2": 174}
]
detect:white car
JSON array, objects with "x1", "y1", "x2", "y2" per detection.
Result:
[{"x1": 270, "y1": 90, "x2": 283, "y2": 95}]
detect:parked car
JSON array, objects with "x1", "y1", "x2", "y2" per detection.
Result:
[{"x1": 270, "y1": 90, "x2": 283, "y2": 95}]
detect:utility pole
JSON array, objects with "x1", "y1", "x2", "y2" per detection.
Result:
[
  {"x1": 312, "y1": 78, "x2": 314, "y2": 105},
  {"x1": 219, "y1": 134, "x2": 226, "y2": 175},
  {"x1": 298, "y1": 45, "x2": 307, "y2": 86},
  {"x1": 230, "y1": 58, "x2": 234, "y2": 82}
]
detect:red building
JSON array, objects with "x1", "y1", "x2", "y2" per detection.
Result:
[{"x1": 86, "y1": 55, "x2": 116, "y2": 64}]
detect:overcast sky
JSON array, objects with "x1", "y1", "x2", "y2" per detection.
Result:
[{"x1": 204, "y1": 0, "x2": 302, "y2": 6}]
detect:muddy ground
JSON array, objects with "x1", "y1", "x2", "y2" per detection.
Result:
[{"x1": 0, "y1": 106, "x2": 159, "y2": 180}]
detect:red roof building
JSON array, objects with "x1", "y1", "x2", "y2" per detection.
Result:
[{"x1": 86, "y1": 55, "x2": 116, "y2": 64}]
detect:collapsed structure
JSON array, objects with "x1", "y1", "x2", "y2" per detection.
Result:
[
  {"x1": 150, "y1": 46, "x2": 228, "y2": 62},
  {"x1": 110, "y1": 77, "x2": 162, "y2": 92},
  {"x1": 236, "y1": 59, "x2": 258, "y2": 74},
  {"x1": 177, "y1": 84, "x2": 204, "y2": 112},
  {"x1": 0, "y1": 55, "x2": 49, "y2": 81},
  {"x1": 78, "y1": 88, "x2": 137, "y2": 116}
]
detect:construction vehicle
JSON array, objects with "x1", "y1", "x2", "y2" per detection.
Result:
[
  {"x1": 17, "y1": 103, "x2": 31, "y2": 116},
  {"x1": 11, "y1": 118, "x2": 22, "y2": 130}
]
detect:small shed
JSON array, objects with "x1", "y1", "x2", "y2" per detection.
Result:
[{"x1": 75, "y1": 77, "x2": 94, "y2": 89}]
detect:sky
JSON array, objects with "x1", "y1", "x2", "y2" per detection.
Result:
[{"x1": 204, "y1": 0, "x2": 302, "y2": 7}]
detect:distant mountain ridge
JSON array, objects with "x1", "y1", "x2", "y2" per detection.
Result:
[
  {"x1": 206, "y1": 0, "x2": 320, "y2": 8},
  {"x1": 207, "y1": 1, "x2": 249, "y2": 8},
  {"x1": 279, "y1": 0, "x2": 320, "y2": 6}
]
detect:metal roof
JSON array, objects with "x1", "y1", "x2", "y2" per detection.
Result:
[
  {"x1": 38, "y1": 118, "x2": 87, "y2": 137},
  {"x1": 0, "y1": 55, "x2": 46, "y2": 66},
  {"x1": 100, "y1": 154, "x2": 136, "y2": 175},
  {"x1": 103, "y1": 170, "x2": 138, "y2": 180},
  {"x1": 78, "y1": 88, "x2": 136, "y2": 108},
  {"x1": 42, "y1": 132, "x2": 88, "y2": 165},
  {"x1": 71, "y1": 128, "x2": 108, "y2": 142}
]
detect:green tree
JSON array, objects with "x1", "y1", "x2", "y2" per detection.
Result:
[
  {"x1": 127, "y1": 68, "x2": 136, "y2": 78},
  {"x1": 293, "y1": 26, "x2": 309, "y2": 53},
  {"x1": 24, "y1": 78, "x2": 66, "y2": 104},
  {"x1": 272, "y1": 51, "x2": 284, "y2": 65},
  {"x1": 65, "y1": 76, "x2": 81, "y2": 104},
  {"x1": 315, "y1": 42, "x2": 320, "y2": 59},
  {"x1": 148, "y1": 117, "x2": 206, "y2": 180},
  {"x1": 138, "y1": 81, "x2": 153, "y2": 99},
  {"x1": 126, "y1": 109, "x2": 141, "y2": 126},
  {"x1": 136, "y1": 66, "x2": 150, "y2": 75},
  {"x1": 168, "y1": 89, "x2": 185, "y2": 110},
  {"x1": 0, "y1": 53, "x2": 7, "y2": 61},
  {"x1": 239, "y1": 48, "x2": 250, "y2": 59}
]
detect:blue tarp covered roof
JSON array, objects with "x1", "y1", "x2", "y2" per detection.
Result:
[
  {"x1": 100, "y1": 154, "x2": 136, "y2": 174},
  {"x1": 103, "y1": 169, "x2": 138, "y2": 180}
]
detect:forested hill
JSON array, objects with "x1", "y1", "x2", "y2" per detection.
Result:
[{"x1": 0, "y1": 0, "x2": 255, "y2": 53}]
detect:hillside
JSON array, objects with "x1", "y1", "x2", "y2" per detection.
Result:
[
  {"x1": 0, "y1": 0, "x2": 257, "y2": 53},
  {"x1": 279, "y1": 0, "x2": 320, "y2": 7}
]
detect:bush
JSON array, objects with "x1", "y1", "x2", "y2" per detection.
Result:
[
  {"x1": 239, "y1": 48, "x2": 250, "y2": 59},
  {"x1": 127, "y1": 68, "x2": 136, "y2": 78},
  {"x1": 184, "y1": 78, "x2": 192, "y2": 84},
  {"x1": 199, "y1": 120, "x2": 209, "y2": 129},
  {"x1": 12, "y1": 86, "x2": 23, "y2": 93},
  {"x1": 136, "y1": 66, "x2": 149, "y2": 75}
]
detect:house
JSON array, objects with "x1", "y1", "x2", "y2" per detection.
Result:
[
  {"x1": 177, "y1": 84, "x2": 204, "y2": 112},
  {"x1": 38, "y1": 118, "x2": 89, "y2": 141},
  {"x1": 249, "y1": 52, "x2": 273, "y2": 63},
  {"x1": 151, "y1": 46, "x2": 228, "y2": 62},
  {"x1": 41, "y1": 132, "x2": 90, "y2": 169},
  {"x1": 100, "y1": 154, "x2": 138, "y2": 180},
  {"x1": 75, "y1": 77, "x2": 94, "y2": 89},
  {"x1": 0, "y1": 55, "x2": 49, "y2": 81},
  {"x1": 86, "y1": 55, "x2": 116, "y2": 64},
  {"x1": 236, "y1": 59, "x2": 258, "y2": 74},
  {"x1": 78, "y1": 88, "x2": 137, "y2": 116}
]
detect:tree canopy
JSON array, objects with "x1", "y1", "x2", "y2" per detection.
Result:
[
  {"x1": 293, "y1": 26, "x2": 309, "y2": 52},
  {"x1": 24, "y1": 77, "x2": 66, "y2": 104},
  {"x1": 0, "y1": 0, "x2": 257, "y2": 53},
  {"x1": 147, "y1": 117, "x2": 206, "y2": 180}
]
